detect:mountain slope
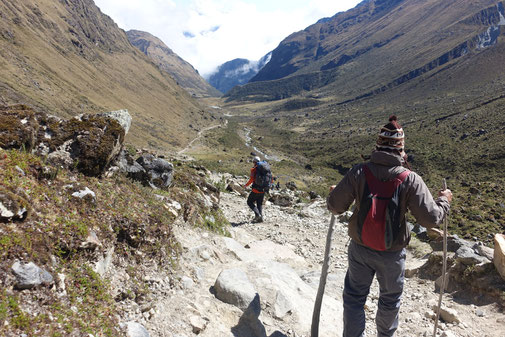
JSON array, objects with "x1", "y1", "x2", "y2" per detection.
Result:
[
  {"x1": 0, "y1": 0, "x2": 212, "y2": 150},
  {"x1": 126, "y1": 30, "x2": 221, "y2": 98},
  {"x1": 207, "y1": 52, "x2": 271, "y2": 94},
  {"x1": 226, "y1": 0, "x2": 505, "y2": 102}
]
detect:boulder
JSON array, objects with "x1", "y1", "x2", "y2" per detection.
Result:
[
  {"x1": 11, "y1": 261, "x2": 53, "y2": 290},
  {"x1": 214, "y1": 268, "x2": 259, "y2": 314},
  {"x1": 455, "y1": 246, "x2": 490, "y2": 265},
  {"x1": 268, "y1": 191, "x2": 295, "y2": 207},
  {"x1": 494, "y1": 234, "x2": 505, "y2": 281},
  {"x1": 32, "y1": 112, "x2": 125, "y2": 176}
]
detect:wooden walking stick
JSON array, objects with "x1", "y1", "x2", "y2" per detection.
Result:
[
  {"x1": 433, "y1": 179, "x2": 448, "y2": 337},
  {"x1": 311, "y1": 214, "x2": 336, "y2": 337}
]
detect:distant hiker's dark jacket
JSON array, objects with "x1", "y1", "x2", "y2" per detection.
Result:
[{"x1": 327, "y1": 151, "x2": 450, "y2": 251}]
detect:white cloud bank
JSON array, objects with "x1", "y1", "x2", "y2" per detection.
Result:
[{"x1": 94, "y1": 0, "x2": 362, "y2": 77}]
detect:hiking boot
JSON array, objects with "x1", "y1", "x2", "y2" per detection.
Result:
[{"x1": 252, "y1": 215, "x2": 263, "y2": 223}]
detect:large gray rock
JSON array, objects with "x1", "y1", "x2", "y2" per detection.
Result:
[
  {"x1": 430, "y1": 234, "x2": 469, "y2": 252},
  {"x1": 214, "y1": 268, "x2": 259, "y2": 314},
  {"x1": 11, "y1": 261, "x2": 53, "y2": 289},
  {"x1": 98, "y1": 109, "x2": 132, "y2": 134},
  {"x1": 455, "y1": 246, "x2": 490, "y2": 265}
]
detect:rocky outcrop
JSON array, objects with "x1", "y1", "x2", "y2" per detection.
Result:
[{"x1": 0, "y1": 105, "x2": 129, "y2": 176}]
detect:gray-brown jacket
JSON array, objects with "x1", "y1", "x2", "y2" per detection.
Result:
[{"x1": 327, "y1": 151, "x2": 450, "y2": 251}]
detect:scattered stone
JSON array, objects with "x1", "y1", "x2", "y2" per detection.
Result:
[
  {"x1": 431, "y1": 305, "x2": 460, "y2": 324},
  {"x1": 11, "y1": 261, "x2": 53, "y2": 289},
  {"x1": 181, "y1": 276, "x2": 194, "y2": 290},
  {"x1": 79, "y1": 230, "x2": 101, "y2": 250},
  {"x1": 190, "y1": 315, "x2": 208, "y2": 334},
  {"x1": 71, "y1": 187, "x2": 96, "y2": 202},
  {"x1": 285, "y1": 181, "x2": 297, "y2": 191},
  {"x1": 0, "y1": 190, "x2": 30, "y2": 222},
  {"x1": 475, "y1": 309, "x2": 485, "y2": 317}
]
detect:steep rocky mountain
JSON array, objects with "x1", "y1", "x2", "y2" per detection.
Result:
[
  {"x1": 0, "y1": 0, "x2": 213, "y2": 151},
  {"x1": 127, "y1": 30, "x2": 221, "y2": 98},
  {"x1": 226, "y1": 0, "x2": 505, "y2": 103},
  {"x1": 208, "y1": 52, "x2": 271, "y2": 94}
]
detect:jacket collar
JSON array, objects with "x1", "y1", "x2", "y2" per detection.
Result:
[{"x1": 370, "y1": 150, "x2": 404, "y2": 167}]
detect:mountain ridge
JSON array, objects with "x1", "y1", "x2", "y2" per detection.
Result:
[
  {"x1": 226, "y1": 0, "x2": 504, "y2": 103},
  {"x1": 127, "y1": 29, "x2": 221, "y2": 98},
  {"x1": 0, "y1": 0, "x2": 212, "y2": 151}
]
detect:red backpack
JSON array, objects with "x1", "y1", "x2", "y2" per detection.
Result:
[{"x1": 357, "y1": 164, "x2": 411, "y2": 251}]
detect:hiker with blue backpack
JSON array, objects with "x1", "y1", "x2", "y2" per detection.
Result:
[
  {"x1": 327, "y1": 116, "x2": 452, "y2": 337},
  {"x1": 244, "y1": 156, "x2": 273, "y2": 223}
]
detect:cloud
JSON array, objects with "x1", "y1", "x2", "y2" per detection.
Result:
[{"x1": 94, "y1": 0, "x2": 361, "y2": 77}]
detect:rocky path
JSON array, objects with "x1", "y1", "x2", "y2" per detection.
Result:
[
  {"x1": 219, "y1": 188, "x2": 505, "y2": 337},
  {"x1": 119, "y1": 176, "x2": 504, "y2": 337}
]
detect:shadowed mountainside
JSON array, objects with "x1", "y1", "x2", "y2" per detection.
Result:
[
  {"x1": 0, "y1": 0, "x2": 214, "y2": 151},
  {"x1": 226, "y1": 0, "x2": 505, "y2": 103},
  {"x1": 127, "y1": 29, "x2": 221, "y2": 98}
]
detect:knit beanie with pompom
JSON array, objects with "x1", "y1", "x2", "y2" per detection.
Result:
[{"x1": 376, "y1": 115, "x2": 404, "y2": 153}]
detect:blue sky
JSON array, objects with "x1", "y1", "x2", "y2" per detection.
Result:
[{"x1": 94, "y1": 0, "x2": 362, "y2": 77}]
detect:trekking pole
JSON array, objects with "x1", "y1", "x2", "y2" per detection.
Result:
[
  {"x1": 432, "y1": 179, "x2": 448, "y2": 337},
  {"x1": 311, "y1": 214, "x2": 336, "y2": 337}
]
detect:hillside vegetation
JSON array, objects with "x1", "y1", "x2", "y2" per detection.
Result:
[
  {"x1": 0, "y1": 147, "x2": 228, "y2": 336},
  {"x1": 0, "y1": 0, "x2": 213, "y2": 151}
]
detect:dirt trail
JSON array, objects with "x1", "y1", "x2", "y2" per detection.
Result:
[{"x1": 178, "y1": 120, "x2": 227, "y2": 155}]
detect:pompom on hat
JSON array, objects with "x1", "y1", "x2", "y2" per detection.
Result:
[{"x1": 376, "y1": 115, "x2": 405, "y2": 153}]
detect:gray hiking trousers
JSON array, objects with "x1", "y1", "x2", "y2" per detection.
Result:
[{"x1": 343, "y1": 240, "x2": 406, "y2": 337}]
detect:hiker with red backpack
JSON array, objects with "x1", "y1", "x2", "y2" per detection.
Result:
[
  {"x1": 244, "y1": 156, "x2": 272, "y2": 223},
  {"x1": 327, "y1": 116, "x2": 452, "y2": 337}
]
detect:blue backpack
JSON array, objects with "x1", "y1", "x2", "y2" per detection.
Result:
[{"x1": 253, "y1": 161, "x2": 272, "y2": 192}]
